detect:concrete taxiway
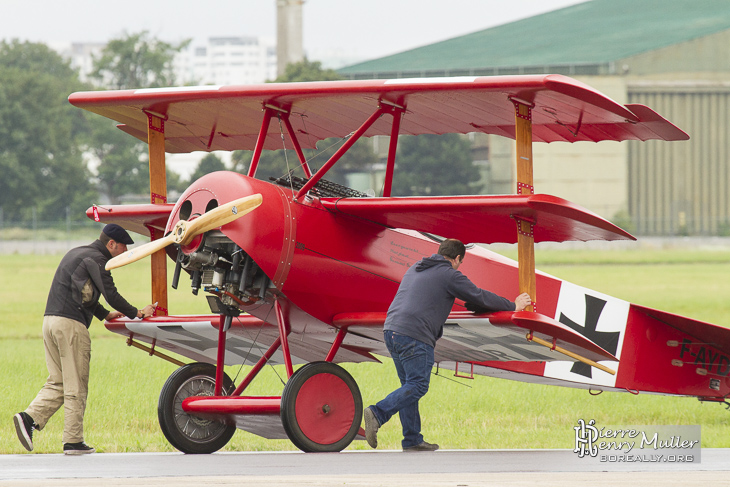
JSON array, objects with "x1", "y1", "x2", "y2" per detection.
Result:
[{"x1": 1, "y1": 449, "x2": 729, "y2": 487}]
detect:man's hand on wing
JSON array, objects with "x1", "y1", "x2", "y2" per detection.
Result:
[
  {"x1": 514, "y1": 293, "x2": 532, "y2": 312},
  {"x1": 136, "y1": 303, "x2": 157, "y2": 319},
  {"x1": 105, "y1": 311, "x2": 124, "y2": 320}
]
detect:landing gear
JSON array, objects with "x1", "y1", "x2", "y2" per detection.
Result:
[
  {"x1": 158, "y1": 362, "x2": 236, "y2": 454},
  {"x1": 280, "y1": 361, "x2": 363, "y2": 452}
]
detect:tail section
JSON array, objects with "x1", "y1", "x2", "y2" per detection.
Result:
[
  {"x1": 471, "y1": 302, "x2": 730, "y2": 402},
  {"x1": 617, "y1": 305, "x2": 730, "y2": 400}
]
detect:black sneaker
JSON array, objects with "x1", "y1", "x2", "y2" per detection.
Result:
[
  {"x1": 63, "y1": 442, "x2": 95, "y2": 455},
  {"x1": 13, "y1": 412, "x2": 35, "y2": 452},
  {"x1": 363, "y1": 407, "x2": 379, "y2": 449},
  {"x1": 403, "y1": 440, "x2": 439, "y2": 452}
]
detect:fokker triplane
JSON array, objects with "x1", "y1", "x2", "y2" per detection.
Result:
[{"x1": 68, "y1": 75, "x2": 727, "y2": 454}]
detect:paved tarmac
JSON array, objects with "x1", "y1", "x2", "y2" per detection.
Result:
[{"x1": 1, "y1": 449, "x2": 729, "y2": 487}]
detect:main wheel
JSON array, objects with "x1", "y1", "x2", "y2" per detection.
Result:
[
  {"x1": 280, "y1": 361, "x2": 363, "y2": 452},
  {"x1": 158, "y1": 362, "x2": 236, "y2": 454}
]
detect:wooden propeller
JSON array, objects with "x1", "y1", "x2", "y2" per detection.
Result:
[{"x1": 106, "y1": 194, "x2": 263, "y2": 271}]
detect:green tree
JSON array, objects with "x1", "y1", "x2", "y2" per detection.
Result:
[
  {"x1": 391, "y1": 134, "x2": 481, "y2": 196},
  {"x1": 0, "y1": 40, "x2": 94, "y2": 221},
  {"x1": 87, "y1": 31, "x2": 191, "y2": 203},
  {"x1": 82, "y1": 117, "x2": 149, "y2": 205},
  {"x1": 188, "y1": 153, "x2": 226, "y2": 184},
  {"x1": 273, "y1": 58, "x2": 342, "y2": 83},
  {"x1": 90, "y1": 31, "x2": 190, "y2": 90},
  {"x1": 165, "y1": 167, "x2": 187, "y2": 195}
]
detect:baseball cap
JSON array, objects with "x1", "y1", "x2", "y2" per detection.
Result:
[{"x1": 103, "y1": 224, "x2": 134, "y2": 245}]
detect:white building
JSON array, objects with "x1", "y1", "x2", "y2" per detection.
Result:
[
  {"x1": 51, "y1": 36, "x2": 277, "y2": 88},
  {"x1": 176, "y1": 36, "x2": 277, "y2": 86}
]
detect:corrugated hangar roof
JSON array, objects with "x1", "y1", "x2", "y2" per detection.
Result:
[{"x1": 339, "y1": 0, "x2": 730, "y2": 77}]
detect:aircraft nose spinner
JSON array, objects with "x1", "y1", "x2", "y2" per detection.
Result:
[{"x1": 106, "y1": 194, "x2": 263, "y2": 271}]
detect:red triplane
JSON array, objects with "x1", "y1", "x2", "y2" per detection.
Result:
[{"x1": 69, "y1": 75, "x2": 726, "y2": 454}]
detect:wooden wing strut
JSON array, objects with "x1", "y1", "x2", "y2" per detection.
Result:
[
  {"x1": 146, "y1": 111, "x2": 168, "y2": 316},
  {"x1": 513, "y1": 99, "x2": 536, "y2": 312}
]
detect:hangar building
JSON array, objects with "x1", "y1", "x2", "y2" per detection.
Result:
[{"x1": 339, "y1": 0, "x2": 730, "y2": 236}]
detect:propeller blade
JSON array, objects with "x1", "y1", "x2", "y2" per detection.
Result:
[
  {"x1": 181, "y1": 194, "x2": 263, "y2": 245},
  {"x1": 105, "y1": 194, "x2": 263, "y2": 271},
  {"x1": 105, "y1": 233, "x2": 176, "y2": 270}
]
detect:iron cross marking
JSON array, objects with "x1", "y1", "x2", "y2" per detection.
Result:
[{"x1": 559, "y1": 295, "x2": 620, "y2": 378}]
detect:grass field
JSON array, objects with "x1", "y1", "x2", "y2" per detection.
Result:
[{"x1": 2, "y1": 248, "x2": 730, "y2": 454}]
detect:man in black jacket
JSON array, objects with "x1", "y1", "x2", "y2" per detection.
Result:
[
  {"x1": 13, "y1": 224, "x2": 156, "y2": 455},
  {"x1": 364, "y1": 238, "x2": 531, "y2": 451}
]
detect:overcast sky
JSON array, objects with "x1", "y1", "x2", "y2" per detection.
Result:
[{"x1": 3, "y1": 0, "x2": 587, "y2": 62}]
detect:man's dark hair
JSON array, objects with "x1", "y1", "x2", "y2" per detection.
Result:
[
  {"x1": 99, "y1": 231, "x2": 112, "y2": 246},
  {"x1": 437, "y1": 239, "x2": 466, "y2": 260}
]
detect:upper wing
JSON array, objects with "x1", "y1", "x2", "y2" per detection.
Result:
[
  {"x1": 320, "y1": 193, "x2": 634, "y2": 244},
  {"x1": 68, "y1": 75, "x2": 688, "y2": 154}
]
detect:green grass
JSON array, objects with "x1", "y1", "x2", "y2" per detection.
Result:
[{"x1": 2, "y1": 249, "x2": 730, "y2": 454}]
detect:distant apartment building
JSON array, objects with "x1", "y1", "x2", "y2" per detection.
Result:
[
  {"x1": 175, "y1": 36, "x2": 277, "y2": 86},
  {"x1": 52, "y1": 36, "x2": 277, "y2": 88}
]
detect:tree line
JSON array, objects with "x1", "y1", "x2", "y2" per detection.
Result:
[{"x1": 0, "y1": 33, "x2": 482, "y2": 224}]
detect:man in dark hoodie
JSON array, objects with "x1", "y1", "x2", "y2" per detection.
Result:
[
  {"x1": 13, "y1": 224, "x2": 156, "y2": 455},
  {"x1": 364, "y1": 238, "x2": 531, "y2": 452}
]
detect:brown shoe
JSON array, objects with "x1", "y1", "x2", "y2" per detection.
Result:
[
  {"x1": 363, "y1": 407, "x2": 379, "y2": 449},
  {"x1": 403, "y1": 441, "x2": 439, "y2": 452}
]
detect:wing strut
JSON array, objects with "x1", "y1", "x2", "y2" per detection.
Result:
[
  {"x1": 248, "y1": 108, "x2": 273, "y2": 178},
  {"x1": 146, "y1": 111, "x2": 169, "y2": 316},
  {"x1": 382, "y1": 104, "x2": 405, "y2": 197},
  {"x1": 249, "y1": 105, "x2": 314, "y2": 179},
  {"x1": 513, "y1": 99, "x2": 536, "y2": 312},
  {"x1": 526, "y1": 333, "x2": 616, "y2": 375},
  {"x1": 295, "y1": 106, "x2": 387, "y2": 200},
  {"x1": 279, "y1": 111, "x2": 314, "y2": 178}
]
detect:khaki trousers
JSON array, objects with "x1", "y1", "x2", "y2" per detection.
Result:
[{"x1": 26, "y1": 315, "x2": 91, "y2": 444}]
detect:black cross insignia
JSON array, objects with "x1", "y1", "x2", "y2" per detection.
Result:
[{"x1": 559, "y1": 295, "x2": 620, "y2": 378}]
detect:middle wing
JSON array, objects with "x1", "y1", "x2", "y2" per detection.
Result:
[
  {"x1": 86, "y1": 203, "x2": 175, "y2": 238},
  {"x1": 320, "y1": 193, "x2": 634, "y2": 244}
]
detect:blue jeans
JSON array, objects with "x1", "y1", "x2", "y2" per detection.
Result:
[{"x1": 370, "y1": 330, "x2": 435, "y2": 448}]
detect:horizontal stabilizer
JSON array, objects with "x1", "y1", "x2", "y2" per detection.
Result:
[
  {"x1": 86, "y1": 204, "x2": 175, "y2": 238},
  {"x1": 632, "y1": 304, "x2": 730, "y2": 357},
  {"x1": 321, "y1": 194, "x2": 634, "y2": 244}
]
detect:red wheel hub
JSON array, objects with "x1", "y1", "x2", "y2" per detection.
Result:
[{"x1": 294, "y1": 372, "x2": 355, "y2": 445}]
